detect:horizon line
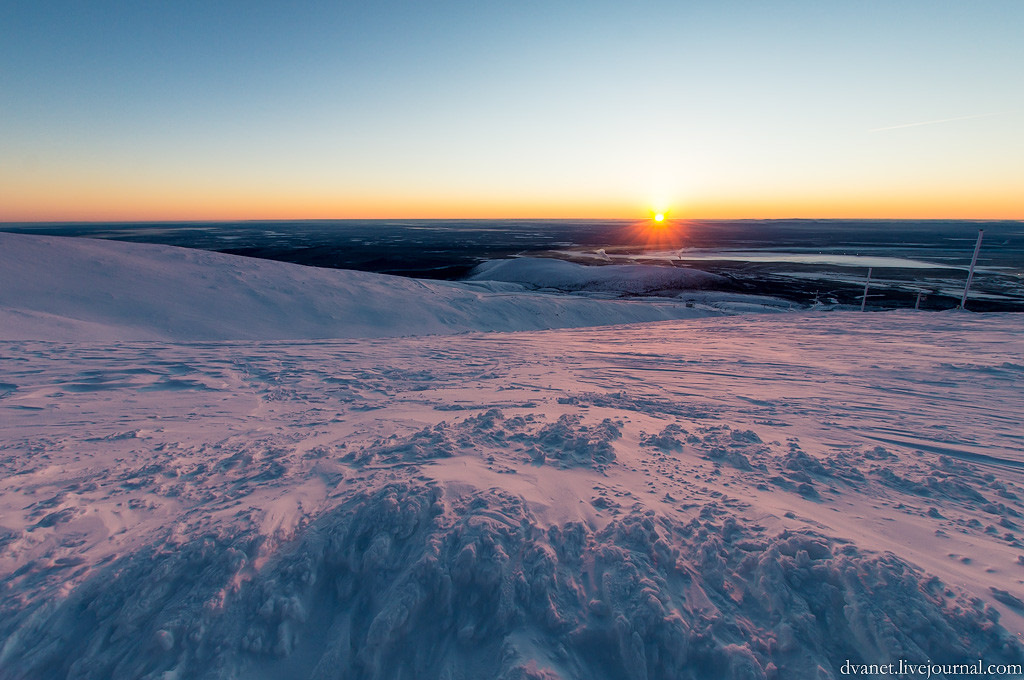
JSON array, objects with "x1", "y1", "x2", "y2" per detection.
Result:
[{"x1": 2, "y1": 216, "x2": 1022, "y2": 226}]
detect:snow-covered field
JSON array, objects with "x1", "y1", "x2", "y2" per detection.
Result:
[{"x1": 1, "y1": 232, "x2": 1023, "y2": 679}]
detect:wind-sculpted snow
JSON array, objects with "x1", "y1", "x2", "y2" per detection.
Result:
[
  {"x1": 3, "y1": 484, "x2": 1021, "y2": 679},
  {"x1": 347, "y1": 410, "x2": 621, "y2": 471}
]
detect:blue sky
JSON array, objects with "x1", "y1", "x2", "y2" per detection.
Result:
[{"x1": 2, "y1": 0, "x2": 1022, "y2": 220}]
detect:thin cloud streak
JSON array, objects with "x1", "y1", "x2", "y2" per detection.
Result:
[{"x1": 869, "y1": 111, "x2": 1008, "y2": 133}]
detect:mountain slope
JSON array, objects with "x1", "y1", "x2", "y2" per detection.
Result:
[{"x1": 0, "y1": 233, "x2": 740, "y2": 341}]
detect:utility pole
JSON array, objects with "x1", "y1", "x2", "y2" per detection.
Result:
[
  {"x1": 960, "y1": 230, "x2": 984, "y2": 310},
  {"x1": 860, "y1": 267, "x2": 872, "y2": 312}
]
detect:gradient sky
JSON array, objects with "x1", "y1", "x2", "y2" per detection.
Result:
[{"x1": 2, "y1": 0, "x2": 1022, "y2": 221}]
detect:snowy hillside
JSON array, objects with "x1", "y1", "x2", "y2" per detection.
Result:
[
  {"x1": 0, "y1": 233, "x2": 772, "y2": 342},
  {"x1": 1, "y1": 234, "x2": 1023, "y2": 679}
]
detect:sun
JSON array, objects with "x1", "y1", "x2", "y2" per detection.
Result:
[
  {"x1": 623, "y1": 209, "x2": 687, "y2": 249},
  {"x1": 649, "y1": 207, "x2": 670, "y2": 223}
]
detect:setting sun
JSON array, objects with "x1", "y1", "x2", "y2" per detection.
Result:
[{"x1": 654, "y1": 213, "x2": 665, "y2": 222}]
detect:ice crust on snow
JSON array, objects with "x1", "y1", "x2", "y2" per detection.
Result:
[{"x1": 2, "y1": 234, "x2": 1024, "y2": 679}]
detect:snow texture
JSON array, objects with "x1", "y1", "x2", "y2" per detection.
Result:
[{"x1": 1, "y1": 233, "x2": 1024, "y2": 679}]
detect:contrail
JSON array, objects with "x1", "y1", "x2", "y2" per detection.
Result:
[{"x1": 869, "y1": 111, "x2": 1007, "y2": 133}]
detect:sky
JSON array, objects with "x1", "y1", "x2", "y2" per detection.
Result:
[{"x1": 1, "y1": 0, "x2": 1023, "y2": 221}]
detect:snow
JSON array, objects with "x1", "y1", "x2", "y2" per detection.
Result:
[
  {"x1": 0, "y1": 233, "x2": 744, "y2": 342},
  {"x1": 1, "y1": 233, "x2": 1023, "y2": 679},
  {"x1": 465, "y1": 257, "x2": 727, "y2": 295}
]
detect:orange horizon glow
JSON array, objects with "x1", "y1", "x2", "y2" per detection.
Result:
[
  {"x1": 3, "y1": 172, "x2": 1023, "y2": 223},
  {"x1": 4, "y1": 159, "x2": 1023, "y2": 223},
  {"x1": 2, "y1": 194, "x2": 1023, "y2": 224},
  {"x1": 4, "y1": 208, "x2": 1022, "y2": 223}
]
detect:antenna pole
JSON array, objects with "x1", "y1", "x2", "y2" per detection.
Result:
[{"x1": 960, "y1": 230, "x2": 984, "y2": 310}]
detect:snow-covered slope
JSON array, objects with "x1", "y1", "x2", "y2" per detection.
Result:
[
  {"x1": 1, "y1": 233, "x2": 1023, "y2": 679},
  {"x1": 466, "y1": 257, "x2": 726, "y2": 294},
  {"x1": 0, "y1": 233, "x2": 739, "y2": 341}
]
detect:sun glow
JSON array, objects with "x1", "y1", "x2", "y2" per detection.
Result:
[
  {"x1": 620, "y1": 209, "x2": 688, "y2": 250},
  {"x1": 649, "y1": 206, "x2": 672, "y2": 224}
]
